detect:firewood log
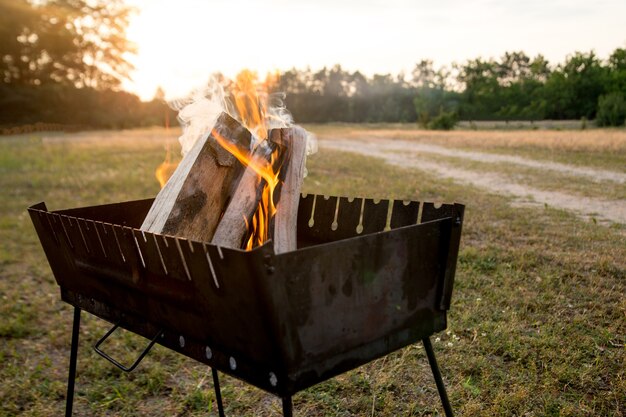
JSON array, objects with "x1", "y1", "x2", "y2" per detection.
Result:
[
  {"x1": 270, "y1": 127, "x2": 308, "y2": 254},
  {"x1": 140, "y1": 113, "x2": 252, "y2": 242}
]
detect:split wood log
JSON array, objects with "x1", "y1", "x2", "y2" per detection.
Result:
[
  {"x1": 140, "y1": 112, "x2": 252, "y2": 242},
  {"x1": 270, "y1": 127, "x2": 308, "y2": 254}
]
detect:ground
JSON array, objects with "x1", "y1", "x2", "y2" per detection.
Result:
[
  {"x1": 317, "y1": 128, "x2": 626, "y2": 224},
  {"x1": 0, "y1": 125, "x2": 624, "y2": 416}
]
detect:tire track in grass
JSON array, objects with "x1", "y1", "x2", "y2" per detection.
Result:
[
  {"x1": 321, "y1": 139, "x2": 626, "y2": 225},
  {"x1": 342, "y1": 138, "x2": 626, "y2": 183}
]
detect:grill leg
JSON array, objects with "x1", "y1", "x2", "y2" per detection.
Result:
[
  {"x1": 65, "y1": 307, "x2": 81, "y2": 417},
  {"x1": 422, "y1": 337, "x2": 454, "y2": 417},
  {"x1": 281, "y1": 396, "x2": 293, "y2": 417},
  {"x1": 211, "y1": 368, "x2": 225, "y2": 417}
]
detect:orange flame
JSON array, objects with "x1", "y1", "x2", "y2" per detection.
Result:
[
  {"x1": 212, "y1": 129, "x2": 280, "y2": 250},
  {"x1": 155, "y1": 144, "x2": 179, "y2": 188},
  {"x1": 231, "y1": 70, "x2": 269, "y2": 140},
  {"x1": 223, "y1": 69, "x2": 283, "y2": 249}
]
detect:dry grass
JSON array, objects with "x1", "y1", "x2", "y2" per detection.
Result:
[
  {"x1": 40, "y1": 127, "x2": 183, "y2": 150},
  {"x1": 387, "y1": 129, "x2": 626, "y2": 152},
  {"x1": 329, "y1": 128, "x2": 626, "y2": 153}
]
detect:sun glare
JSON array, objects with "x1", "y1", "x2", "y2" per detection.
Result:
[
  {"x1": 123, "y1": 1, "x2": 287, "y2": 100},
  {"x1": 123, "y1": 0, "x2": 626, "y2": 101}
]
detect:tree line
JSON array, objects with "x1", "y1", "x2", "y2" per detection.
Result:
[
  {"x1": 1, "y1": 1, "x2": 625, "y2": 130},
  {"x1": 275, "y1": 49, "x2": 626, "y2": 127}
]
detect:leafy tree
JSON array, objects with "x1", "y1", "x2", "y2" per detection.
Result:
[
  {"x1": 498, "y1": 51, "x2": 532, "y2": 85},
  {"x1": 411, "y1": 60, "x2": 455, "y2": 126},
  {"x1": 411, "y1": 60, "x2": 438, "y2": 89},
  {"x1": 0, "y1": 0, "x2": 135, "y2": 89},
  {"x1": 596, "y1": 92, "x2": 626, "y2": 126},
  {"x1": 496, "y1": 55, "x2": 550, "y2": 120},
  {"x1": 607, "y1": 48, "x2": 626, "y2": 95},
  {"x1": 456, "y1": 58, "x2": 501, "y2": 119},
  {"x1": 544, "y1": 51, "x2": 608, "y2": 119}
]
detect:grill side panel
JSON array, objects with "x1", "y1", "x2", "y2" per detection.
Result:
[
  {"x1": 267, "y1": 213, "x2": 463, "y2": 393},
  {"x1": 27, "y1": 203, "x2": 282, "y2": 370}
]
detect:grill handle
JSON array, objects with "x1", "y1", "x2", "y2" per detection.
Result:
[{"x1": 93, "y1": 322, "x2": 162, "y2": 372}]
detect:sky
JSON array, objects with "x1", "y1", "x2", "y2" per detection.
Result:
[{"x1": 122, "y1": 0, "x2": 626, "y2": 100}]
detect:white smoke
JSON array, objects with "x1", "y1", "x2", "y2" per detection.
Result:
[
  {"x1": 169, "y1": 74, "x2": 318, "y2": 162},
  {"x1": 266, "y1": 91, "x2": 319, "y2": 162},
  {"x1": 169, "y1": 79, "x2": 226, "y2": 156},
  {"x1": 266, "y1": 92, "x2": 293, "y2": 129}
]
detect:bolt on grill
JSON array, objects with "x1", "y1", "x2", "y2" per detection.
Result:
[{"x1": 29, "y1": 193, "x2": 464, "y2": 416}]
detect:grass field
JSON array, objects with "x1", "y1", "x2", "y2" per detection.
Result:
[{"x1": 1, "y1": 125, "x2": 624, "y2": 416}]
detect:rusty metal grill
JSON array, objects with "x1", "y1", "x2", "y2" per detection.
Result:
[{"x1": 29, "y1": 194, "x2": 464, "y2": 416}]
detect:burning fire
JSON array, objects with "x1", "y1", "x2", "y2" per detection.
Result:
[
  {"x1": 211, "y1": 130, "x2": 280, "y2": 250},
  {"x1": 230, "y1": 70, "x2": 269, "y2": 140},
  {"x1": 155, "y1": 144, "x2": 178, "y2": 188},
  {"x1": 155, "y1": 69, "x2": 287, "y2": 250},
  {"x1": 217, "y1": 70, "x2": 281, "y2": 250}
]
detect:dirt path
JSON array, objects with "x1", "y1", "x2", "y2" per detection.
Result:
[
  {"x1": 347, "y1": 138, "x2": 626, "y2": 183},
  {"x1": 321, "y1": 139, "x2": 626, "y2": 225}
]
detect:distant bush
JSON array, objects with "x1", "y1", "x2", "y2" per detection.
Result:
[
  {"x1": 596, "y1": 93, "x2": 626, "y2": 127},
  {"x1": 429, "y1": 110, "x2": 457, "y2": 130},
  {"x1": 417, "y1": 111, "x2": 430, "y2": 128}
]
